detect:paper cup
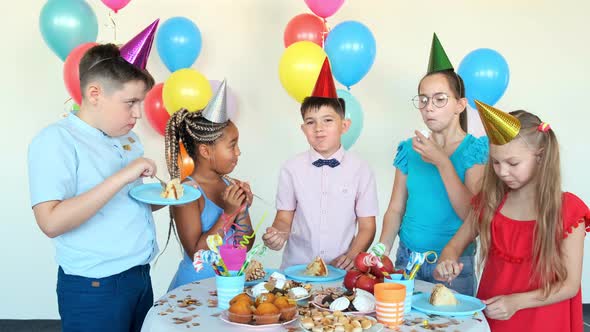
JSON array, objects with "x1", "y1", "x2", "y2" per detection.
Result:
[
  {"x1": 386, "y1": 276, "x2": 414, "y2": 314},
  {"x1": 215, "y1": 271, "x2": 245, "y2": 310},
  {"x1": 374, "y1": 282, "x2": 406, "y2": 327}
]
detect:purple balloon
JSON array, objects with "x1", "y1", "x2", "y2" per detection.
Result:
[{"x1": 209, "y1": 80, "x2": 239, "y2": 121}]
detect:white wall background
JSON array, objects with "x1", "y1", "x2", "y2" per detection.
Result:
[{"x1": 1, "y1": 0, "x2": 588, "y2": 319}]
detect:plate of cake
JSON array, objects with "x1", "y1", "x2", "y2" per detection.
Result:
[
  {"x1": 411, "y1": 284, "x2": 485, "y2": 316},
  {"x1": 311, "y1": 287, "x2": 376, "y2": 315},
  {"x1": 246, "y1": 271, "x2": 312, "y2": 302},
  {"x1": 284, "y1": 256, "x2": 346, "y2": 282},
  {"x1": 129, "y1": 180, "x2": 201, "y2": 205}
]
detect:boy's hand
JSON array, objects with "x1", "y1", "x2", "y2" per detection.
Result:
[
  {"x1": 262, "y1": 227, "x2": 288, "y2": 250},
  {"x1": 433, "y1": 259, "x2": 464, "y2": 283},
  {"x1": 331, "y1": 254, "x2": 355, "y2": 271},
  {"x1": 122, "y1": 158, "x2": 157, "y2": 184},
  {"x1": 222, "y1": 184, "x2": 246, "y2": 215}
]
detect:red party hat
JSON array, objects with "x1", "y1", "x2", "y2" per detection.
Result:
[{"x1": 310, "y1": 57, "x2": 338, "y2": 98}]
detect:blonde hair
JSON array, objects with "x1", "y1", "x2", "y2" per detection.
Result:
[{"x1": 475, "y1": 110, "x2": 564, "y2": 298}]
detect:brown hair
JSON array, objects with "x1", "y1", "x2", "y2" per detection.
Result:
[
  {"x1": 300, "y1": 97, "x2": 346, "y2": 119},
  {"x1": 79, "y1": 43, "x2": 155, "y2": 98},
  {"x1": 475, "y1": 110, "x2": 563, "y2": 298},
  {"x1": 418, "y1": 70, "x2": 467, "y2": 132}
]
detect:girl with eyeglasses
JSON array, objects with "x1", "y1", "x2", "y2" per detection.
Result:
[{"x1": 377, "y1": 34, "x2": 489, "y2": 295}]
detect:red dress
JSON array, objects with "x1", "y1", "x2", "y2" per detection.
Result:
[{"x1": 477, "y1": 192, "x2": 590, "y2": 332}]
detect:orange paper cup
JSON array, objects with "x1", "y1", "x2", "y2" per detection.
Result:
[{"x1": 374, "y1": 283, "x2": 406, "y2": 327}]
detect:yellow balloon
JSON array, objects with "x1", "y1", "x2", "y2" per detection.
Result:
[
  {"x1": 163, "y1": 68, "x2": 213, "y2": 115},
  {"x1": 279, "y1": 41, "x2": 327, "y2": 103}
]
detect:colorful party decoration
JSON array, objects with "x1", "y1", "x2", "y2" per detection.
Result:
[
  {"x1": 39, "y1": 0, "x2": 98, "y2": 61},
  {"x1": 338, "y1": 89, "x2": 363, "y2": 150},
  {"x1": 427, "y1": 33, "x2": 454, "y2": 73},
  {"x1": 156, "y1": 17, "x2": 202, "y2": 72},
  {"x1": 63, "y1": 42, "x2": 98, "y2": 104},
  {"x1": 304, "y1": 0, "x2": 345, "y2": 19},
  {"x1": 163, "y1": 68, "x2": 212, "y2": 114},
  {"x1": 284, "y1": 13, "x2": 328, "y2": 47},
  {"x1": 144, "y1": 83, "x2": 168, "y2": 136},
  {"x1": 278, "y1": 41, "x2": 327, "y2": 102},
  {"x1": 474, "y1": 100, "x2": 520, "y2": 145},
  {"x1": 100, "y1": 0, "x2": 132, "y2": 13},
  {"x1": 119, "y1": 19, "x2": 159, "y2": 70},
  {"x1": 324, "y1": 20, "x2": 376, "y2": 88},
  {"x1": 458, "y1": 48, "x2": 510, "y2": 109}
]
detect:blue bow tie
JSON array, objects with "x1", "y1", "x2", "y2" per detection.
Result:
[{"x1": 312, "y1": 158, "x2": 340, "y2": 168}]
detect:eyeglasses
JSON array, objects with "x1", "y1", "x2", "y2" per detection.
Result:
[{"x1": 412, "y1": 93, "x2": 454, "y2": 109}]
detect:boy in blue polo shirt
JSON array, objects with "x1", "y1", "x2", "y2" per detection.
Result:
[{"x1": 28, "y1": 44, "x2": 158, "y2": 331}]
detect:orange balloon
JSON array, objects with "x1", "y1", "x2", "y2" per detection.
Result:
[{"x1": 178, "y1": 140, "x2": 194, "y2": 180}]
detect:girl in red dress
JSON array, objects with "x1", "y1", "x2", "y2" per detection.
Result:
[{"x1": 434, "y1": 105, "x2": 589, "y2": 332}]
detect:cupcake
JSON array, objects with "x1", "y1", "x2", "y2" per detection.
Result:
[
  {"x1": 228, "y1": 301, "x2": 252, "y2": 324},
  {"x1": 253, "y1": 302, "x2": 281, "y2": 325}
]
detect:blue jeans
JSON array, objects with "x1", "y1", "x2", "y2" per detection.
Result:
[
  {"x1": 57, "y1": 265, "x2": 153, "y2": 332},
  {"x1": 394, "y1": 242, "x2": 476, "y2": 296}
]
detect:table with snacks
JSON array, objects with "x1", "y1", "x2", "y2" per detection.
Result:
[{"x1": 141, "y1": 274, "x2": 490, "y2": 332}]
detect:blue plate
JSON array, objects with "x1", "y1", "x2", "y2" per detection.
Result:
[
  {"x1": 283, "y1": 264, "x2": 346, "y2": 283},
  {"x1": 411, "y1": 292, "x2": 485, "y2": 316},
  {"x1": 244, "y1": 268, "x2": 279, "y2": 287},
  {"x1": 129, "y1": 183, "x2": 201, "y2": 206}
]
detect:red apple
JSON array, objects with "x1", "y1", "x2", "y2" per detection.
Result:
[
  {"x1": 356, "y1": 274, "x2": 378, "y2": 293},
  {"x1": 343, "y1": 270, "x2": 363, "y2": 290},
  {"x1": 371, "y1": 255, "x2": 394, "y2": 278},
  {"x1": 354, "y1": 252, "x2": 371, "y2": 273}
]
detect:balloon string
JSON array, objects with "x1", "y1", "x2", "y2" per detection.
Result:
[{"x1": 108, "y1": 11, "x2": 118, "y2": 42}]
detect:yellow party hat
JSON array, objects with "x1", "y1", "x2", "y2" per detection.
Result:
[{"x1": 474, "y1": 100, "x2": 520, "y2": 145}]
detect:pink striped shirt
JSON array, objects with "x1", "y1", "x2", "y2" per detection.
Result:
[{"x1": 276, "y1": 147, "x2": 378, "y2": 269}]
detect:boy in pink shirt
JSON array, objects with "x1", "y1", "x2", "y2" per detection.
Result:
[{"x1": 263, "y1": 59, "x2": 378, "y2": 270}]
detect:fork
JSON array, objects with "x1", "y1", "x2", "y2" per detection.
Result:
[{"x1": 153, "y1": 175, "x2": 167, "y2": 189}]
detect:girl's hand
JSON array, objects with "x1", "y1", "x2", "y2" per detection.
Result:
[
  {"x1": 222, "y1": 184, "x2": 246, "y2": 215},
  {"x1": 433, "y1": 259, "x2": 464, "y2": 282},
  {"x1": 412, "y1": 130, "x2": 448, "y2": 166},
  {"x1": 232, "y1": 179, "x2": 253, "y2": 206},
  {"x1": 483, "y1": 294, "x2": 520, "y2": 320}
]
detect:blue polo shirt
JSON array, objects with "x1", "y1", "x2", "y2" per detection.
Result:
[{"x1": 28, "y1": 113, "x2": 158, "y2": 278}]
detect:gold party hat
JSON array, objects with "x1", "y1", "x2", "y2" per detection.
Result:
[{"x1": 475, "y1": 100, "x2": 520, "y2": 145}]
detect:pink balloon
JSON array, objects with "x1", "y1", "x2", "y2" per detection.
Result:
[
  {"x1": 304, "y1": 0, "x2": 345, "y2": 19},
  {"x1": 100, "y1": 0, "x2": 132, "y2": 13},
  {"x1": 209, "y1": 80, "x2": 239, "y2": 121}
]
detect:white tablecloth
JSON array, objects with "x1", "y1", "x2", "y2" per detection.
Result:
[{"x1": 141, "y1": 278, "x2": 490, "y2": 332}]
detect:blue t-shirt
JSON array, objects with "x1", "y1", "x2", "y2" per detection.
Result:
[
  {"x1": 28, "y1": 113, "x2": 157, "y2": 278},
  {"x1": 394, "y1": 134, "x2": 488, "y2": 254}
]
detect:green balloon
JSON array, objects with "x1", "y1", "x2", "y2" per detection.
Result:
[
  {"x1": 39, "y1": 0, "x2": 98, "y2": 61},
  {"x1": 338, "y1": 89, "x2": 364, "y2": 150}
]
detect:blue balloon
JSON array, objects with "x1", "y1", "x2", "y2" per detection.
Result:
[
  {"x1": 156, "y1": 17, "x2": 202, "y2": 72},
  {"x1": 39, "y1": 0, "x2": 98, "y2": 61},
  {"x1": 458, "y1": 48, "x2": 510, "y2": 108},
  {"x1": 325, "y1": 21, "x2": 376, "y2": 88},
  {"x1": 338, "y1": 89, "x2": 364, "y2": 150}
]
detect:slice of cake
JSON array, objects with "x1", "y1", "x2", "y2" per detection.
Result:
[
  {"x1": 429, "y1": 284, "x2": 458, "y2": 306},
  {"x1": 160, "y1": 178, "x2": 184, "y2": 200},
  {"x1": 304, "y1": 256, "x2": 328, "y2": 277},
  {"x1": 245, "y1": 259, "x2": 265, "y2": 282}
]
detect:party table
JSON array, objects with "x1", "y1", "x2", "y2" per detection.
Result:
[{"x1": 141, "y1": 277, "x2": 490, "y2": 332}]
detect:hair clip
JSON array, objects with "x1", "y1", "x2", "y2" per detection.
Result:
[{"x1": 537, "y1": 122, "x2": 551, "y2": 133}]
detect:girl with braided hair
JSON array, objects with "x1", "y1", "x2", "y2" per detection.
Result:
[{"x1": 165, "y1": 82, "x2": 253, "y2": 290}]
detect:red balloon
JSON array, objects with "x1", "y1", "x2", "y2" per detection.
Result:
[
  {"x1": 283, "y1": 13, "x2": 328, "y2": 48},
  {"x1": 63, "y1": 42, "x2": 98, "y2": 105},
  {"x1": 144, "y1": 83, "x2": 169, "y2": 136}
]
